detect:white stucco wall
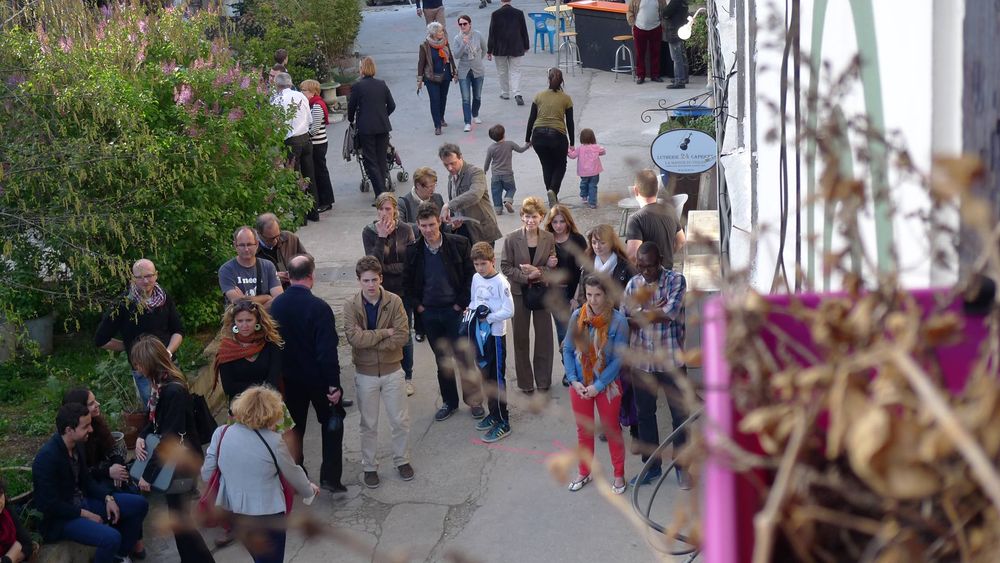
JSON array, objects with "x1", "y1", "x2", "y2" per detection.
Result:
[{"x1": 715, "y1": 0, "x2": 964, "y2": 291}]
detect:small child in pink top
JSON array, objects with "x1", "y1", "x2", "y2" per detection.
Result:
[{"x1": 567, "y1": 128, "x2": 606, "y2": 209}]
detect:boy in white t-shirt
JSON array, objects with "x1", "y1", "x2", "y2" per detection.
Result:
[{"x1": 467, "y1": 241, "x2": 515, "y2": 442}]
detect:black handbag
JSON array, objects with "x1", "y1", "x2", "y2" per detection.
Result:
[
  {"x1": 522, "y1": 283, "x2": 547, "y2": 311},
  {"x1": 190, "y1": 393, "x2": 218, "y2": 446}
]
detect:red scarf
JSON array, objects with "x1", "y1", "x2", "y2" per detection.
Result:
[
  {"x1": 308, "y1": 94, "x2": 329, "y2": 125},
  {"x1": 576, "y1": 304, "x2": 611, "y2": 385},
  {"x1": 213, "y1": 332, "x2": 266, "y2": 390},
  {"x1": 0, "y1": 508, "x2": 17, "y2": 553}
]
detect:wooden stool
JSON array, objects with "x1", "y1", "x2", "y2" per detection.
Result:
[
  {"x1": 557, "y1": 31, "x2": 580, "y2": 75},
  {"x1": 612, "y1": 34, "x2": 634, "y2": 82}
]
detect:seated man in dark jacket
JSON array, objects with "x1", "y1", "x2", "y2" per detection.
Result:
[{"x1": 32, "y1": 403, "x2": 148, "y2": 563}]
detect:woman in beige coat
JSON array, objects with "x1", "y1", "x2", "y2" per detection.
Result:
[{"x1": 501, "y1": 196, "x2": 558, "y2": 392}]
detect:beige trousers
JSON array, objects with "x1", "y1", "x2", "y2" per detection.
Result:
[{"x1": 355, "y1": 368, "x2": 411, "y2": 472}]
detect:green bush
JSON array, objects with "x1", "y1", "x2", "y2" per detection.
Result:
[
  {"x1": 228, "y1": 0, "x2": 361, "y2": 84},
  {"x1": 687, "y1": 9, "x2": 708, "y2": 76},
  {"x1": 0, "y1": 2, "x2": 313, "y2": 329}
]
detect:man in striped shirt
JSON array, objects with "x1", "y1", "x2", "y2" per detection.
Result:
[{"x1": 623, "y1": 241, "x2": 690, "y2": 489}]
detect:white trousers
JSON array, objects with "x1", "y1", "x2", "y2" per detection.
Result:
[
  {"x1": 494, "y1": 55, "x2": 523, "y2": 97},
  {"x1": 355, "y1": 368, "x2": 411, "y2": 472}
]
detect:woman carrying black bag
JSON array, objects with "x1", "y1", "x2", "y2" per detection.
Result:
[
  {"x1": 500, "y1": 196, "x2": 557, "y2": 393},
  {"x1": 131, "y1": 336, "x2": 216, "y2": 563}
]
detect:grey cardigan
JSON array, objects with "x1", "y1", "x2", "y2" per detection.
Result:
[
  {"x1": 201, "y1": 424, "x2": 312, "y2": 516},
  {"x1": 452, "y1": 30, "x2": 488, "y2": 78}
]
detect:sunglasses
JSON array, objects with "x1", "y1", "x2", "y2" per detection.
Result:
[{"x1": 458, "y1": 21, "x2": 469, "y2": 26}]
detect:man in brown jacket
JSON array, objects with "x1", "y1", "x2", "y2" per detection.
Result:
[
  {"x1": 256, "y1": 212, "x2": 308, "y2": 288},
  {"x1": 439, "y1": 143, "x2": 503, "y2": 244},
  {"x1": 343, "y1": 256, "x2": 414, "y2": 489}
]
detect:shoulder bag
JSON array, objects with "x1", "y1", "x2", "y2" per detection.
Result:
[
  {"x1": 197, "y1": 424, "x2": 230, "y2": 526},
  {"x1": 253, "y1": 429, "x2": 295, "y2": 514},
  {"x1": 422, "y1": 44, "x2": 445, "y2": 83},
  {"x1": 522, "y1": 282, "x2": 547, "y2": 311}
]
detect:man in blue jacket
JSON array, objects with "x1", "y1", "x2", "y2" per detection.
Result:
[
  {"x1": 270, "y1": 253, "x2": 348, "y2": 493},
  {"x1": 32, "y1": 403, "x2": 148, "y2": 563}
]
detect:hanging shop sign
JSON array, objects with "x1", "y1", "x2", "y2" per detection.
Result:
[{"x1": 650, "y1": 128, "x2": 718, "y2": 174}]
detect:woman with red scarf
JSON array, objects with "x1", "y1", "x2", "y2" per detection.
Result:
[
  {"x1": 0, "y1": 479, "x2": 35, "y2": 563},
  {"x1": 562, "y1": 275, "x2": 630, "y2": 494},
  {"x1": 300, "y1": 79, "x2": 335, "y2": 213},
  {"x1": 214, "y1": 299, "x2": 284, "y2": 403},
  {"x1": 417, "y1": 21, "x2": 458, "y2": 135}
]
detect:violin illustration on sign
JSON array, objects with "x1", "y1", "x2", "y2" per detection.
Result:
[{"x1": 650, "y1": 128, "x2": 717, "y2": 174}]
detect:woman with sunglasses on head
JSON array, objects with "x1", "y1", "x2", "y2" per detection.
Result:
[{"x1": 213, "y1": 299, "x2": 284, "y2": 403}]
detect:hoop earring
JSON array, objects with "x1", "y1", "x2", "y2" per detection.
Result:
[
  {"x1": 255, "y1": 323, "x2": 262, "y2": 331},
  {"x1": 232, "y1": 324, "x2": 239, "y2": 334}
]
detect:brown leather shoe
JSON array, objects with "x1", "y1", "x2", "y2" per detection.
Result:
[{"x1": 397, "y1": 463, "x2": 415, "y2": 481}]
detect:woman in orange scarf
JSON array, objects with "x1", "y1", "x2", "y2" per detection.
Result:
[
  {"x1": 562, "y1": 275, "x2": 630, "y2": 494},
  {"x1": 214, "y1": 299, "x2": 284, "y2": 403},
  {"x1": 417, "y1": 21, "x2": 458, "y2": 135}
]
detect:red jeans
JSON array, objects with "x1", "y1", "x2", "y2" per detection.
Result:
[
  {"x1": 632, "y1": 25, "x2": 662, "y2": 79},
  {"x1": 569, "y1": 381, "x2": 625, "y2": 478}
]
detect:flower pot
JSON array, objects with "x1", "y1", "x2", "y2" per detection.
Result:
[
  {"x1": 123, "y1": 411, "x2": 148, "y2": 449},
  {"x1": 320, "y1": 81, "x2": 340, "y2": 105},
  {"x1": 23, "y1": 312, "x2": 55, "y2": 356},
  {"x1": 336, "y1": 82, "x2": 353, "y2": 98}
]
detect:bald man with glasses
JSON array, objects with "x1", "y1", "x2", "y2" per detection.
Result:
[
  {"x1": 218, "y1": 226, "x2": 284, "y2": 310},
  {"x1": 95, "y1": 258, "x2": 184, "y2": 406}
]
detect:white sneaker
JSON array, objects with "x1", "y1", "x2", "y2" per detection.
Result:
[
  {"x1": 406, "y1": 382, "x2": 415, "y2": 396},
  {"x1": 463, "y1": 124, "x2": 472, "y2": 132},
  {"x1": 473, "y1": 117, "x2": 483, "y2": 124}
]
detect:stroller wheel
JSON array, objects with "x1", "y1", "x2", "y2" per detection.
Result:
[
  {"x1": 397, "y1": 171, "x2": 409, "y2": 182},
  {"x1": 360, "y1": 179, "x2": 371, "y2": 192}
]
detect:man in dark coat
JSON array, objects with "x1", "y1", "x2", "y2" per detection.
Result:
[
  {"x1": 487, "y1": 0, "x2": 530, "y2": 105},
  {"x1": 348, "y1": 56, "x2": 397, "y2": 197},
  {"x1": 662, "y1": 0, "x2": 689, "y2": 88},
  {"x1": 403, "y1": 202, "x2": 484, "y2": 422},
  {"x1": 32, "y1": 403, "x2": 148, "y2": 563},
  {"x1": 270, "y1": 254, "x2": 348, "y2": 493}
]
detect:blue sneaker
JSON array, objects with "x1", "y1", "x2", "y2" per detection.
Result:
[
  {"x1": 482, "y1": 421, "x2": 511, "y2": 443},
  {"x1": 476, "y1": 414, "x2": 498, "y2": 431},
  {"x1": 629, "y1": 465, "x2": 663, "y2": 487}
]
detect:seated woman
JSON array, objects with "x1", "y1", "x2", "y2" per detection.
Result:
[
  {"x1": 201, "y1": 386, "x2": 318, "y2": 563},
  {"x1": 0, "y1": 479, "x2": 36, "y2": 563},
  {"x1": 563, "y1": 275, "x2": 630, "y2": 494},
  {"x1": 62, "y1": 386, "x2": 145, "y2": 559}
]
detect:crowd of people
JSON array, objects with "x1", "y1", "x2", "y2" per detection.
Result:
[{"x1": 6, "y1": 3, "x2": 699, "y2": 562}]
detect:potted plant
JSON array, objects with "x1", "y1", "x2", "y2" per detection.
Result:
[
  {"x1": 320, "y1": 81, "x2": 341, "y2": 105},
  {"x1": 332, "y1": 68, "x2": 359, "y2": 97},
  {"x1": 94, "y1": 355, "x2": 147, "y2": 449}
]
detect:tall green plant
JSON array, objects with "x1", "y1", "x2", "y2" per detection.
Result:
[{"x1": 0, "y1": 2, "x2": 313, "y2": 329}]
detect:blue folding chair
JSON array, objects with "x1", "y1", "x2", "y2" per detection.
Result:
[{"x1": 528, "y1": 13, "x2": 557, "y2": 54}]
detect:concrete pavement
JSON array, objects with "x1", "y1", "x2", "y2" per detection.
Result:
[{"x1": 146, "y1": 0, "x2": 706, "y2": 560}]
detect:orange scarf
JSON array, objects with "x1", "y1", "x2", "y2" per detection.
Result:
[
  {"x1": 427, "y1": 36, "x2": 450, "y2": 63},
  {"x1": 576, "y1": 304, "x2": 611, "y2": 385},
  {"x1": 213, "y1": 332, "x2": 265, "y2": 390}
]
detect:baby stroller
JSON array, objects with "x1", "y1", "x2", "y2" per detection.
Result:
[{"x1": 343, "y1": 123, "x2": 409, "y2": 193}]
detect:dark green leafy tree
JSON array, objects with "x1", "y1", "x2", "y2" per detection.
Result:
[{"x1": 0, "y1": 1, "x2": 313, "y2": 329}]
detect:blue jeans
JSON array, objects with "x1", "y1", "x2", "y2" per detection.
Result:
[
  {"x1": 236, "y1": 514, "x2": 286, "y2": 563},
  {"x1": 131, "y1": 370, "x2": 151, "y2": 409},
  {"x1": 490, "y1": 174, "x2": 516, "y2": 208},
  {"x1": 424, "y1": 78, "x2": 451, "y2": 128},
  {"x1": 668, "y1": 40, "x2": 688, "y2": 83},
  {"x1": 60, "y1": 493, "x2": 149, "y2": 563},
  {"x1": 579, "y1": 175, "x2": 600, "y2": 206},
  {"x1": 458, "y1": 71, "x2": 484, "y2": 125}
]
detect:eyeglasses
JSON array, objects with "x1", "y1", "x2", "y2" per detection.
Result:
[
  {"x1": 458, "y1": 22, "x2": 469, "y2": 26},
  {"x1": 236, "y1": 243, "x2": 256, "y2": 248},
  {"x1": 262, "y1": 233, "x2": 281, "y2": 245},
  {"x1": 133, "y1": 273, "x2": 157, "y2": 281}
]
